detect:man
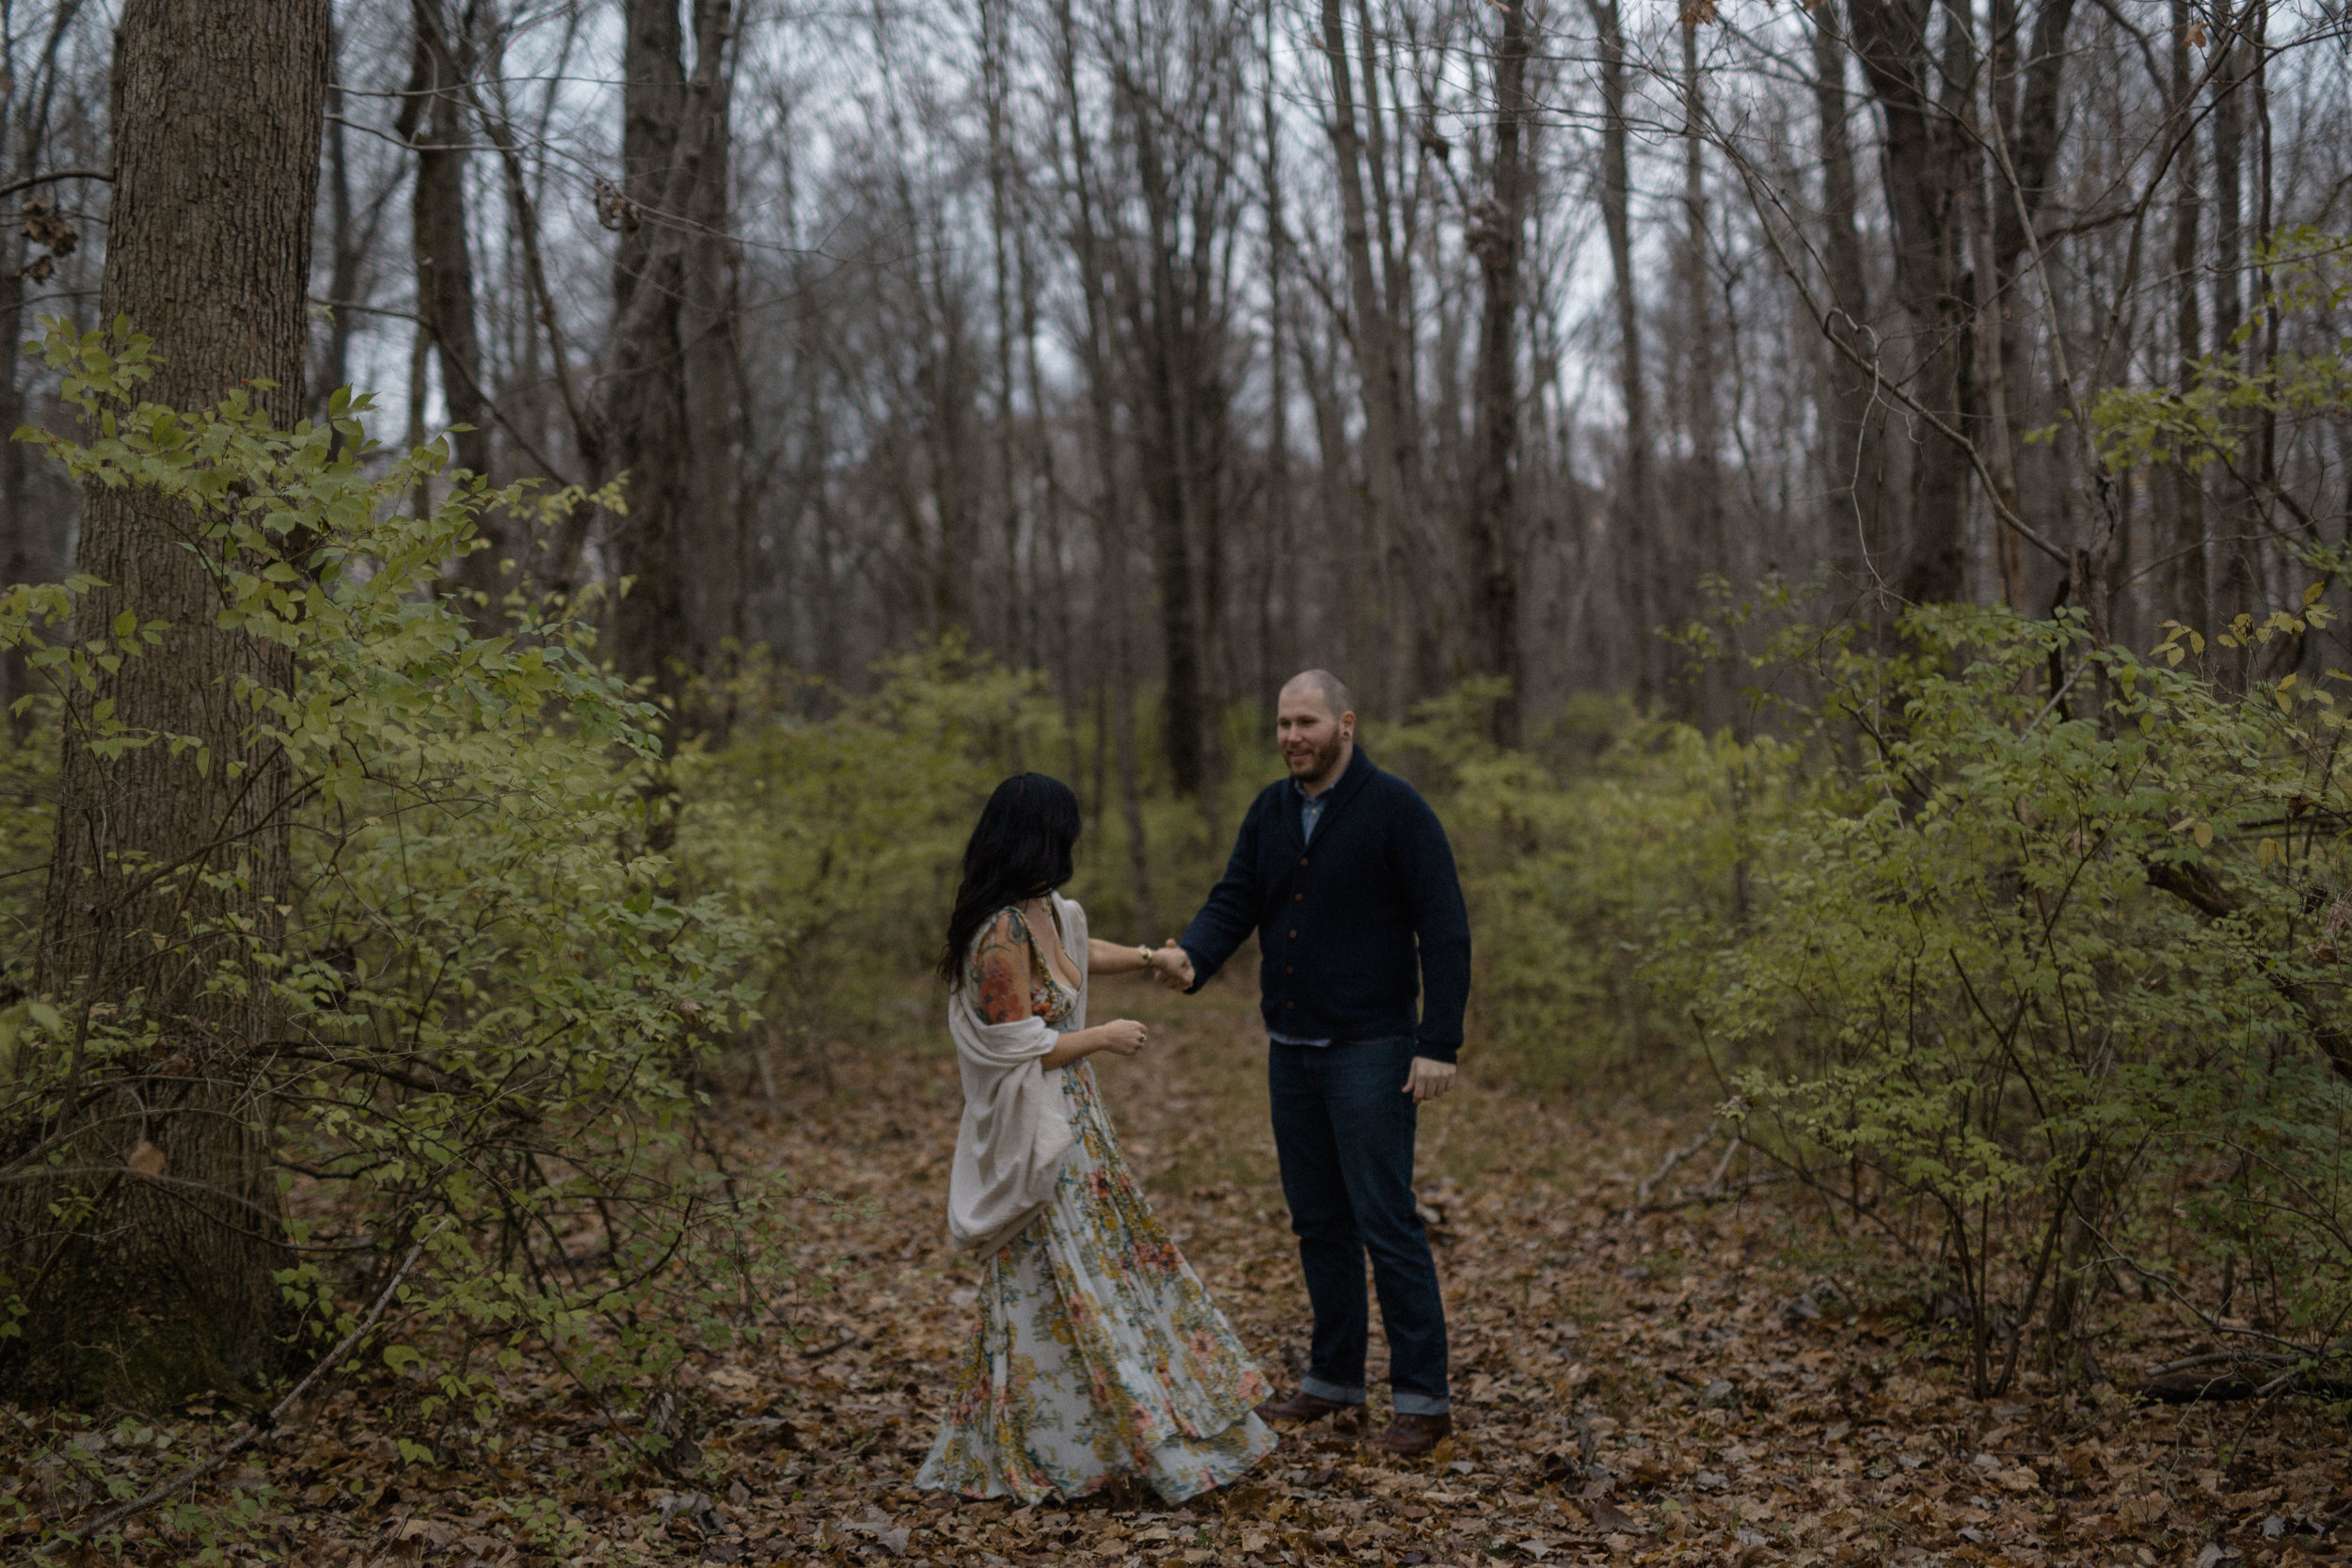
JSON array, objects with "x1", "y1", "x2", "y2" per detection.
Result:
[{"x1": 1148, "y1": 669, "x2": 1470, "y2": 1457}]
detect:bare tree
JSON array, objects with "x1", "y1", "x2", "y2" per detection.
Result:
[{"x1": 1466, "y1": 0, "x2": 1530, "y2": 743}]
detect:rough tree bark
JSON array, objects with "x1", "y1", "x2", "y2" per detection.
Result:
[
  {"x1": 1467, "y1": 0, "x2": 1529, "y2": 744},
  {"x1": 1960, "y1": 4, "x2": 2025, "y2": 609},
  {"x1": 8, "y1": 0, "x2": 327, "y2": 1402},
  {"x1": 2209, "y1": 2, "x2": 2255, "y2": 640},
  {"x1": 1677, "y1": 18, "x2": 1724, "y2": 714},
  {"x1": 1054, "y1": 0, "x2": 1153, "y2": 928},
  {"x1": 1809, "y1": 0, "x2": 1885, "y2": 605},
  {"x1": 1121, "y1": 82, "x2": 1214, "y2": 802},
  {"x1": 1320, "y1": 0, "x2": 1416, "y2": 717},
  {"x1": 1259, "y1": 0, "x2": 1297, "y2": 716},
  {"x1": 1845, "y1": 0, "x2": 1973, "y2": 604},
  {"x1": 677, "y1": 0, "x2": 743, "y2": 695},
  {"x1": 1984, "y1": 0, "x2": 2077, "y2": 610},
  {"x1": 604, "y1": 0, "x2": 734, "y2": 719},
  {"x1": 1588, "y1": 0, "x2": 1659, "y2": 704},
  {"x1": 608, "y1": 0, "x2": 691, "y2": 707},
  {"x1": 401, "y1": 0, "x2": 503, "y2": 610},
  {"x1": 2167, "y1": 0, "x2": 2206, "y2": 634}
]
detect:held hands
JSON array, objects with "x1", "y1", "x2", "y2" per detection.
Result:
[
  {"x1": 1403, "y1": 1056, "x2": 1456, "y2": 1103},
  {"x1": 1147, "y1": 941, "x2": 1196, "y2": 991}
]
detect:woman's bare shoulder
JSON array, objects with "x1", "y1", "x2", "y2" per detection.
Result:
[{"x1": 971, "y1": 910, "x2": 1036, "y2": 1024}]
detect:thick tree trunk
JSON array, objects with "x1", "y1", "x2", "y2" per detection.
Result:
[
  {"x1": 2210, "y1": 6, "x2": 2258, "y2": 643},
  {"x1": 1960, "y1": 7, "x2": 2024, "y2": 610},
  {"x1": 982, "y1": 0, "x2": 1027, "y2": 669},
  {"x1": 1589, "y1": 0, "x2": 1658, "y2": 704},
  {"x1": 1125, "y1": 93, "x2": 1211, "y2": 801},
  {"x1": 1301, "y1": 318, "x2": 1370, "y2": 691},
  {"x1": 1987, "y1": 0, "x2": 2077, "y2": 612},
  {"x1": 1846, "y1": 0, "x2": 1972, "y2": 605},
  {"x1": 9, "y1": 0, "x2": 327, "y2": 1403},
  {"x1": 605, "y1": 0, "x2": 733, "y2": 718},
  {"x1": 1467, "y1": 0, "x2": 1529, "y2": 745},
  {"x1": 1809, "y1": 2, "x2": 1884, "y2": 605},
  {"x1": 1259, "y1": 0, "x2": 1296, "y2": 717},
  {"x1": 316, "y1": 37, "x2": 370, "y2": 428},
  {"x1": 1055, "y1": 0, "x2": 1152, "y2": 928},
  {"x1": 1320, "y1": 0, "x2": 1415, "y2": 716},
  {"x1": 402, "y1": 0, "x2": 503, "y2": 609},
  {"x1": 608, "y1": 0, "x2": 691, "y2": 707},
  {"x1": 678, "y1": 0, "x2": 743, "y2": 702},
  {"x1": 1677, "y1": 20, "x2": 1724, "y2": 714}
]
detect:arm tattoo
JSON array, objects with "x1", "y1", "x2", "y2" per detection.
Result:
[{"x1": 974, "y1": 916, "x2": 1032, "y2": 1025}]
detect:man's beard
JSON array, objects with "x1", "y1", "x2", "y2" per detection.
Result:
[{"x1": 1290, "y1": 732, "x2": 1345, "y2": 784}]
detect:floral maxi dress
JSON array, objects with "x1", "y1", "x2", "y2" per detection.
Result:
[{"x1": 916, "y1": 907, "x2": 1278, "y2": 1504}]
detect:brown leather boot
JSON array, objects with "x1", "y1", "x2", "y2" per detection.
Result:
[
  {"x1": 1365, "y1": 1411, "x2": 1453, "y2": 1457},
  {"x1": 1254, "y1": 1389, "x2": 1359, "y2": 1426}
]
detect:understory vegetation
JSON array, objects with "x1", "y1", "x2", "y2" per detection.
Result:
[{"x1": 673, "y1": 586, "x2": 2352, "y2": 1407}]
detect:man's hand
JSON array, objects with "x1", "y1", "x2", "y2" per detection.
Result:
[
  {"x1": 1403, "y1": 1056, "x2": 1456, "y2": 1103},
  {"x1": 1149, "y1": 941, "x2": 1196, "y2": 991}
]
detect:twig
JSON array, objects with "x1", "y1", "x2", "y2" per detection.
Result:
[
  {"x1": 0, "y1": 168, "x2": 111, "y2": 203},
  {"x1": 28, "y1": 1224, "x2": 441, "y2": 1560},
  {"x1": 1637, "y1": 1173, "x2": 1789, "y2": 1214},
  {"x1": 2145, "y1": 1349, "x2": 2293, "y2": 1377},
  {"x1": 1703, "y1": 1132, "x2": 1742, "y2": 1196},
  {"x1": 1623, "y1": 1123, "x2": 1719, "y2": 1222}
]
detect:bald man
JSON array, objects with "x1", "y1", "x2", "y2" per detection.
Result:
[{"x1": 1149, "y1": 671, "x2": 1471, "y2": 1457}]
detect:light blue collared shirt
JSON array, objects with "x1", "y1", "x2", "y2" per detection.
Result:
[{"x1": 1271, "y1": 778, "x2": 1335, "y2": 1046}]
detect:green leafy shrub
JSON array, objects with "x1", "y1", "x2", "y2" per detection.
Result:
[
  {"x1": 1691, "y1": 604, "x2": 2352, "y2": 1394},
  {"x1": 1381, "y1": 681, "x2": 1790, "y2": 1089},
  {"x1": 671, "y1": 641, "x2": 1068, "y2": 1060},
  {"x1": 671, "y1": 641, "x2": 1262, "y2": 1069},
  {"x1": 0, "y1": 321, "x2": 789, "y2": 1542}
]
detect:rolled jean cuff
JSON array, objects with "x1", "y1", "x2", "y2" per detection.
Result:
[
  {"x1": 1300, "y1": 1375, "x2": 1366, "y2": 1406},
  {"x1": 1392, "y1": 1391, "x2": 1451, "y2": 1417}
]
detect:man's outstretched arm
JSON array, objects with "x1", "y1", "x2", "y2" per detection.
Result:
[{"x1": 1168, "y1": 799, "x2": 1266, "y2": 991}]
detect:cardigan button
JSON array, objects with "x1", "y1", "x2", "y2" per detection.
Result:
[
  {"x1": 1293, "y1": 892, "x2": 1303, "y2": 901},
  {"x1": 1299, "y1": 856, "x2": 1309, "y2": 865},
  {"x1": 1285, "y1": 965, "x2": 1295, "y2": 974},
  {"x1": 1288, "y1": 929, "x2": 1297, "y2": 939},
  {"x1": 1285, "y1": 1001, "x2": 1295, "y2": 1009}
]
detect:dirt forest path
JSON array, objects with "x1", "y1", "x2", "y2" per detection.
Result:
[
  {"x1": 708, "y1": 980, "x2": 2347, "y2": 1568},
  {"x1": 29, "y1": 980, "x2": 2345, "y2": 1567}
]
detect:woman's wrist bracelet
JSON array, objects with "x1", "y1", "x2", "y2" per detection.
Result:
[{"x1": 1136, "y1": 944, "x2": 1152, "y2": 969}]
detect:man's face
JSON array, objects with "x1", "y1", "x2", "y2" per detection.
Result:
[{"x1": 1277, "y1": 688, "x2": 1354, "y2": 787}]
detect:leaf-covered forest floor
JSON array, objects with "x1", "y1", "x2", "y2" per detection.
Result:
[{"x1": 8, "y1": 981, "x2": 2350, "y2": 1566}]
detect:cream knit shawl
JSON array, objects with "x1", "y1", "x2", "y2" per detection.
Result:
[{"x1": 945, "y1": 894, "x2": 1088, "y2": 1257}]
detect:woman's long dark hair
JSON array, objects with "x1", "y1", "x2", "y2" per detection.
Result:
[{"x1": 940, "y1": 773, "x2": 1083, "y2": 987}]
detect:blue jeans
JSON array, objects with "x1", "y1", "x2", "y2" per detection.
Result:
[{"x1": 1268, "y1": 1037, "x2": 1450, "y2": 1416}]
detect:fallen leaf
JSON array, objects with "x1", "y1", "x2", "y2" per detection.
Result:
[{"x1": 1586, "y1": 1497, "x2": 1639, "y2": 1532}]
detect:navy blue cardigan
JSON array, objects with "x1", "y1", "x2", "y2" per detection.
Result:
[{"x1": 1176, "y1": 746, "x2": 1472, "y2": 1061}]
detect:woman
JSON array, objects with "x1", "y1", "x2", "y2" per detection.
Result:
[{"x1": 916, "y1": 773, "x2": 1277, "y2": 1505}]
